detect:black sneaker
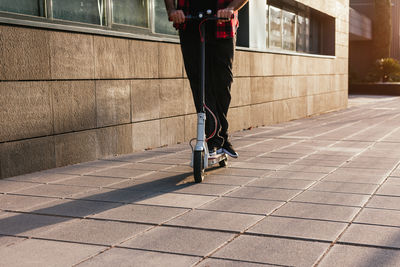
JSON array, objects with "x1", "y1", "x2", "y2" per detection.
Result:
[{"x1": 218, "y1": 142, "x2": 238, "y2": 158}]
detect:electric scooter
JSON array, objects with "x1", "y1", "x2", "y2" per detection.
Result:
[{"x1": 188, "y1": 10, "x2": 229, "y2": 183}]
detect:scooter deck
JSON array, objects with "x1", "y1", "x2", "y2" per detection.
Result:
[{"x1": 207, "y1": 153, "x2": 228, "y2": 167}]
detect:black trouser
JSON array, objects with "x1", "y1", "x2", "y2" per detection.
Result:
[{"x1": 179, "y1": 26, "x2": 235, "y2": 149}]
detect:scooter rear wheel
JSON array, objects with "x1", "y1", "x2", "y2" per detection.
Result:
[{"x1": 193, "y1": 150, "x2": 205, "y2": 183}]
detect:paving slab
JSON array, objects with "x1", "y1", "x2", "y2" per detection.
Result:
[
  {"x1": 90, "y1": 203, "x2": 188, "y2": 224},
  {"x1": 247, "y1": 216, "x2": 347, "y2": 241},
  {"x1": 169, "y1": 183, "x2": 238, "y2": 196},
  {"x1": 202, "y1": 175, "x2": 257, "y2": 186},
  {"x1": 246, "y1": 157, "x2": 297, "y2": 165},
  {"x1": 14, "y1": 184, "x2": 96, "y2": 198},
  {"x1": 266, "y1": 170, "x2": 326, "y2": 180},
  {"x1": 392, "y1": 168, "x2": 400, "y2": 177},
  {"x1": 140, "y1": 156, "x2": 190, "y2": 165},
  {"x1": 35, "y1": 219, "x2": 151, "y2": 246},
  {"x1": 71, "y1": 188, "x2": 154, "y2": 203},
  {"x1": 0, "y1": 212, "x2": 72, "y2": 236},
  {"x1": 118, "y1": 162, "x2": 172, "y2": 171},
  {"x1": 77, "y1": 248, "x2": 200, "y2": 267},
  {"x1": 213, "y1": 235, "x2": 329, "y2": 266},
  {"x1": 292, "y1": 159, "x2": 346, "y2": 167},
  {"x1": 166, "y1": 210, "x2": 263, "y2": 232},
  {"x1": 310, "y1": 181, "x2": 378, "y2": 194},
  {"x1": 198, "y1": 258, "x2": 275, "y2": 266},
  {"x1": 322, "y1": 167, "x2": 389, "y2": 184},
  {"x1": 25, "y1": 199, "x2": 122, "y2": 217},
  {"x1": 318, "y1": 244, "x2": 400, "y2": 267},
  {"x1": 0, "y1": 238, "x2": 104, "y2": 267},
  {"x1": 46, "y1": 164, "x2": 112, "y2": 176},
  {"x1": 227, "y1": 186, "x2": 301, "y2": 201},
  {"x1": 355, "y1": 208, "x2": 400, "y2": 227},
  {"x1": 246, "y1": 177, "x2": 315, "y2": 190},
  {"x1": 199, "y1": 197, "x2": 284, "y2": 215},
  {"x1": 135, "y1": 192, "x2": 217, "y2": 209},
  {"x1": 366, "y1": 195, "x2": 400, "y2": 210},
  {"x1": 384, "y1": 177, "x2": 400, "y2": 186},
  {"x1": 273, "y1": 202, "x2": 360, "y2": 222},
  {"x1": 0, "y1": 180, "x2": 42, "y2": 193},
  {"x1": 279, "y1": 164, "x2": 338, "y2": 173},
  {"x1": 211, "y1": 168, "x2": 270, "y2": 178},
  {"x1": 343, "y1": 156, "x2": 400, "y2": 170},
  {"x1": 376, "y1": 183, "x2": 400, "y2": 196},
  {"x1": 230, "y1": 162, "x2": 286, "y2": 171},
  {"x1": 120, "y1": 226, "x2": 235, "y2": 256},
  {"x1": 4, "y1": 172, "x2": 78, "y2": 183},
  {"x1": 0, "y1": 235, "x2": 26, "y2": 248},
  {"x1": 0, "y1": 194, "x2": 56, "y2": 211},
  {"x1": 340, "y1": 223, "x2": 400, "y2": 249},
  {"x1": 292, "y1": 191, "x2": 370, "y2": 207},
  {"x1": 87, "y1": 168, "x2": 151, "y2": 179},
  {"x1": 49, "y1": 175, "x2": 128, "y2": 188}
]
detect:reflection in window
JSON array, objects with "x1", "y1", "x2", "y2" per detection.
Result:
[
  {"x1": 113, "y1": 0, "x2": 148, "y2": 28},
  {"x1": 282, "y1": 10, "x2": 296, "y2": 51},
  {"x1": 154, "y1": 0, "x2": 176, "y2": 35},
  {"x1": 269, "y1": 6, "x2": 282, "y2": 49},
  {"x1": 0, "y1": 0, "x2": 44, "y2": 16},
  {"x1": 296, "y1": 14, "x2": 310, "y2": 53},
  {"x1": 266, "y1": 4, "x2": 269, "y2": 47},
  {"x1": 53, "y1": 0, "x2": 105, "y2": 25}
]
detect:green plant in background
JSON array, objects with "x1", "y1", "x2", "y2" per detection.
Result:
[{"x1": 374, "y1": 58, "x2": 400, "y2": 82}]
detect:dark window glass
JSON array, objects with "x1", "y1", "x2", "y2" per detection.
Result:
[
  {"x1": 52, "y1": 0, "x2": 106, "y2": 25},
  {"x1": 0, "y1": 0, "x2": 44, "y2": 16},
  {"x1": 309, "y1": 17, "x2": 321, "y2": 54},
  {"x1": 112, "y1": 0, "x2": 148, "y2": 28},
  {"x1": 154, "y1": 0, "x2": 176, "y2": 35}
]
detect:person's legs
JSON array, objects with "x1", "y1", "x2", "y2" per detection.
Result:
[
  {"x1": 207, "y1": 36, "x2": 237, "y2": 156},
  {"x1": 179, "y1": 29, "x2": 223, "y2": 152}
]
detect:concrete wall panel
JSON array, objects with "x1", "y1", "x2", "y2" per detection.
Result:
[
  {"x1": 131, "y1": 79, "x2": 160, "y2": 122},
  {"x1": 0, "y1": 26, "x2": 50, "y2": 80},
  {"x1": 52, "y1": 81, "x2": 96, "y2": 134},
  {"x1": 96, "y1": 80, "x2": 131, "y2": 127},
  {"x1": 0, "y1": 136, "x2": 55, "y2": 178},
  {"x1": 50, "y1": 31, "x2": 94, "y2": 79},
  {"x1": 0, "y1": 81, "x2": 53, "y2": 142},
  {"x1": 94, "y1": 36, "x2": 130, "y2": 79}
]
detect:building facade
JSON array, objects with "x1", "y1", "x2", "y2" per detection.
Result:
[
  {"x1": 349, "y1": 0, "x2": 400, "y2": 80},
  {"x1": 0, "y1": 0, "x2": 349, "y2": 178}
]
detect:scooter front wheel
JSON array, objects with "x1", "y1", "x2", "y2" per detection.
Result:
[{"x1": 193, "y1": 150, "x2": 205, "y2": 183}]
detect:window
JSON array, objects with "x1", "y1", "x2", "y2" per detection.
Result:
[
  {"x1": 0, "y1": 0, "x2": 177, "y2": 36},
  {"x1": 296, "y1": 14, "x2": 310, "y2": 53},
  {"x1": 154, "y1": 0, "x2": 176, "y2": 35},
  {"x1": 52, "y1": 0, "x2": 106, "y2": 25},
  {"x1": 269, "y1": 6, "x2": 282, "y2": 49},
  {"x1": 266, "y1": 0, "x2": 335, "y2": 56},
  {"x1": 282, "y1": 10, "x2": 296, "y2": 51},
  {"x1": 266, "y1": 4, "x2": 269, "y2": 47},
  {"x1": 112, "y1": 0, "x2": 148, "y2": 28},
  {"x1": 0, "y1": 0, "x2": 44, "y2": 16}
]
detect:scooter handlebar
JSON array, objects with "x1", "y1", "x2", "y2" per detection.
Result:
[{"x1": 185, "y1": 14, "x2": 233, "y2": 21}]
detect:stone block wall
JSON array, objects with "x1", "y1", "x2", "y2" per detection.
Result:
[{"x1": 0, "y1": 0, "x2": 349, "y2": 178}]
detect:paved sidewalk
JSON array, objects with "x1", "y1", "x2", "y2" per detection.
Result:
[{"x1": 2, "y1": 95, "x2": 400, "y2": 267}]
